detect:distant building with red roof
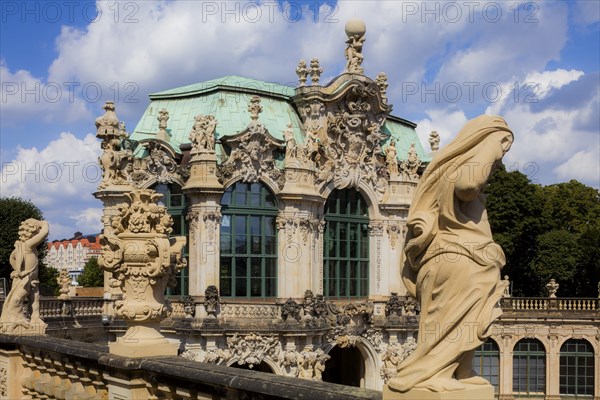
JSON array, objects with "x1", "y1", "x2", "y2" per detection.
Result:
[{"x1": 45, "y1": 232, "x2": 101, "y2": 283}]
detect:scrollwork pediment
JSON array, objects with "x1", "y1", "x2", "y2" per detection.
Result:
[
  {"x1": 219, "y1": 120, "x2": 285, "y2": 187},
  {"x1": 128, "y1": 141, "x2": 188, "y2": 188}
]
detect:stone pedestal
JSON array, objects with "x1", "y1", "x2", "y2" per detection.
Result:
[
  {"x1": 110, "y1": 323, "x2": 179, "y2": 357},
  {"x1": 184, "y1": 152, "x2": 222, "y2": 190},
  {"x1": 383, "y1": 385, "x2": 494, "y2": 400}
]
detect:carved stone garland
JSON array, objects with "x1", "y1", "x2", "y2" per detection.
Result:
[
  {"x1": 98, "y1": 189, "x2": 187, "y2": 357},
  {"x1": 219, "y1": 96, "x2": 284, "y2": 187}
]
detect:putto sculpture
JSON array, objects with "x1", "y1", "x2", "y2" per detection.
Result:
[
  {"x1": 387, "y1": 115, "x2": 513, "y2": 398},
  {"x1": 0, "y1": 219, "x2": 49, "y2": 335},
  {"x1": 99, "y1": 189, "x2": 187, "y2": 357}
]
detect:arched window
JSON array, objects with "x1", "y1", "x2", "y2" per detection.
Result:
[
  {"x1": 220, "y1": 182, "x2": 278, "y2": 298},
  {"x1": 155, "y1": 184, "x2": 188, "y2": 297},
  {"x1": 323, "y1": 189, "x2": 369, "y2": 298},
  {"x1": 473, "y1": 340, "x2": 500, "y2": 392},
  {"x1": 513, "y1": 339, "x2": 546, "y2": 396},
  {"x1": 560, "y1": 339, "x2": 595, "y2": 397}
]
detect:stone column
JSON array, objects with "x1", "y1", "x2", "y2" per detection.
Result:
[
  {"x1": 0, "y1": 348, "x2": 25, "y2": 399},
  {"x1": 183, "y1": 121, "x2": 223, "y2": 297},
  {"x1": 545, "y1": 334, "x2": 561, "y2": 400},
  {"x1": 279, "y1": 161, "x2": 324, "y2": 299},
  {"x1": 499, "y1": 333, "x2": 515, "y2": 400}
]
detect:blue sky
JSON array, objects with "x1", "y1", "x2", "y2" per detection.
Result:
[{"x1": 1, "y1": 0, "x2": 599, "y2": 239}]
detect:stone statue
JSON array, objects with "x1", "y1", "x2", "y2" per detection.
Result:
[
  {"x1": 546, "y1": 279, "x2": 559, "y2": 298},
  {"x1": 388, "y1": 115, "x2": 513, "y2": 394},
  {"x1": 189, "y1": 114, "x2": 217, "y2": 153},
  {"x1": 502, "y1": 275, "x2": 511, "y2": 297},
  {"x1": 386, "y1": 139, "x2": 399, "y2": 176},
  {"x1": 429, "y1": 130, "x2": 440, "y2": 152},
  {"x1": 57, "y1": 269, "x2": 71, "y2": 300},
  {"x1": 0, "y1": 219, "x2": 49, "y2": 335},
  {"x1": 344, "y1": 18, "x2": 366, "y2": 74},
  {"x1": 284, "y1": 123, "x2": 297, "y2": 159}
]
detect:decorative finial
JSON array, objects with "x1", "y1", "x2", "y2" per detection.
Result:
[
  {"x1": 344, "y1": 18, "x2": 366, "y2": 74},
  {"x1": 296, "y1": 59, "x2": 309, "y2": 87},
  {"x1": 248, "y1": 95, "x2": 263, "y2": 121},
  {"x1": 429, "y1": 130, "x2": 440, "y2": 152},
  {"x1": 546, "y1": 279, "x2": 559, "y2": 298},
  {"x1": 157, "y1": 109, "x2": 170, "y2": 141},
  {"x1": 375, "y1": 72, "x2": 388, "y2": 103},
  {"x1": 309, "y1": 58, "x2": 323, "y2": 86},
  {"x1": 95, "y1": 101, "x2": 121, "y2": 138}
]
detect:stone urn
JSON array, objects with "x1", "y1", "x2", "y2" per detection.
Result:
[{"x1": 99, "y1": 189, "x2": 186, "y2": 357}]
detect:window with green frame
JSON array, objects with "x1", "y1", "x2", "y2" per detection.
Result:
[
  {"x1": 323, "y1": 189, "x2": 369, "y2": 298},
  {"x1": 473, "y1": 340, "x2": 500, "y2": 393},
  {"x1": 513, "y1": 339, "x2": 546, "y2": 396},
  {"x1": 560, "y1": 339, "x2": 595, "y2": 397},
  {"x1": 154, "y1": 184, "x2": 188, "y2": 297},
  {"x1": 220, "y1": 182, "x2": 278, "y2": 298}
]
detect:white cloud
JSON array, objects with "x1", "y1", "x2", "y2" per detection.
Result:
[
  {"x1": 554, "y1": 149, "x2": 600, "y2": 187},
  {"x1": 1, "y1": 132, "x2": 103, "y2": 239},
  {"x1": 0, "y1": 60, "x2": 92, "y2": 126},
  {"x1": 415, "y1": 109, "x2": 468, "y2": 150}
]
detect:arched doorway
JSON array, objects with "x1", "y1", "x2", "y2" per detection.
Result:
[
  {"x1": 322, "y1": 346, "x2": 364, "y2": 387},
  {"x1": 229, "y1": 361, "x2": 274, "y2": 373}
]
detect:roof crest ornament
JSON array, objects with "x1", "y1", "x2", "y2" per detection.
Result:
[{"x1": 344, "y1": 18, "x2": 366, "y2": 74}]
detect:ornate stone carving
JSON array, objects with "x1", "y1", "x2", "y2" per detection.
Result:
[
  {"x1": 387, "y1": 223, "x2": 403, "y2": 250},
  {"x1": 368, "y1": 222, "x2": 384, "y2": 237},
  {"x1": 0, "y1": 365, "x2": 6, "y2": 398},
  {"x1": 185, "y1": 210, "x2": 199, "y2": 246},
  {"x1": 399, "y1": 142, "x2": 422, "y2": 180},
  {"x1": 189, "y1": 115, "x2": 217, "y2": 154},
  {"x1": 227, "y1": 333, "x2": 282, "y2": 369},
  {"x1": 375, "y1": 73, "x2": 388, "y2": 103},
  {"x1": 281, "y1": 298, "x2": 302, "y2": 322},
  {"x1": 57, "y1": 269, "x2": 71, "y2": 300},
  {"x1": 385, "y1": 292, "x2": 404, "y2": 317},
  {"x1": 309, "y1": 58, "x2": 323, "y2": 86},
  {"x1": 403, "y1": 296, "x2": 419, "y2": 316},
  {"x1": 202, "y1": 211, "x2": 222, "y2": 243},
  {"x1": 546, "y1": 279, "x2": 559, "y2": 298},
  {"x1": 219, "y1": 304, "x2": 280, "y2": 319},
  {"x1": 0, "y1": 219, "x2": 49, "y2": 335},
  {"x1": 181, "y1": 295, "x2": 195, "y2": 318},
  {"x1": 381, "y1": 338, "x2": 418, "y2": 383},
  {"x1": 276, "y1": 216, "x2": 298, "y2": 243},
  {"x1": 429, "y1": 130, "x2": 440, "y2": 152},
  {"x1": 385, "y1": 139, "x2": 399, "y2": 176},
  {"x1": 293, "y1": 348, "x2": 330, "y2": 381},
  {"x1": 296, "y1": 60, "x2": 308, "y2": 86},
  {"x1": 219, "y1": 96, "x2": 284, "y2": 186},
  {"x1": 344, "y1": 18, "x2": 366, "y2": 74},
  {"x1": 204, "y1": 285, "x2": 220, "y2": 318},
  {"x1": 129, "y1": 142, "x2": 186, "y2": 187},
  {"x1": 157, "y1": 109, "x2": 170, "y2": 141},
  {"x1": 96, "y1": 102, "x2": 132, "y2": 190},
  {"x1": 98, "y1": 189, "x2": 187, "y2": 356}
]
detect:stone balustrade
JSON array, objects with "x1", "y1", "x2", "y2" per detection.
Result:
[
  {"x1": 0, "y1": 334, "x2": 381, "y2": 400},
  {"x1": 500, "y1": 297, "x2": 599, "y2": 312}
]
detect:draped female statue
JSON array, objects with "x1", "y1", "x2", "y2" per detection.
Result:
[
  {"x1": 388, "y1": 115, "x2": 513, "y2": 393},
  {"x1": 0, "y1": 219, "x2": 49, "y2": 334}
]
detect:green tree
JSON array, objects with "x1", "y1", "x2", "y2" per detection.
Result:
[
  {"x1": 485, "y1": 167, "x2": 541, "y2": 296},
  {"x1": 0, "y1": 197, "x2": 59, "y2": 295},
  {"x1": 486, "y1": 171, "x2": 600, "y2": 297},
  {"x1": 78, "y1": 257, "x2": 104, "y2": 287}
]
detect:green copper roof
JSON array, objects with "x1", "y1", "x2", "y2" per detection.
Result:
[
  {"x1": 150, "y1": 76, "x2": 295, "y2": 99},
  {"x1": 383, "y1": 117, "x2": 431, "y2": 162},
  {"x1": 130, "y1": 76, "x2": 430, "y2": 163}
]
